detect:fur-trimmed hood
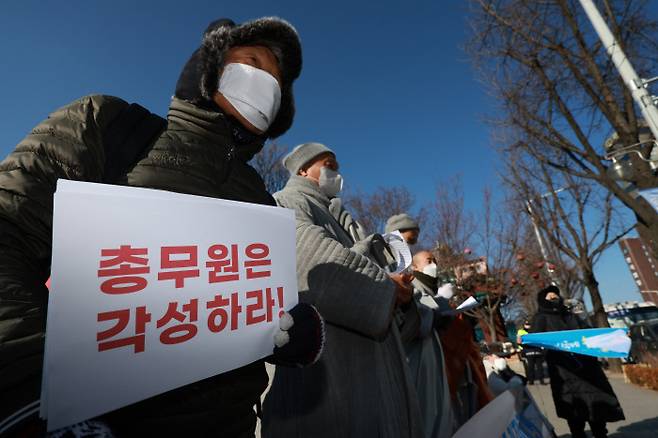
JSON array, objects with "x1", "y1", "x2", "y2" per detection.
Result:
[
  {"x1": 191, "y1": 17, "x2": 302, "y2": 139},
  {"x1": 537, "y1": 284, "x2": 566, "y2": 314}
]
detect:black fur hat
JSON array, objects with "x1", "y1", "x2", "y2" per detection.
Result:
[
  {"x1": 175, "y1": 19, "x2": 235, "y2": 108},
  {"x1": 191, "y1": 16, "x2": 302, "y2": 139}
]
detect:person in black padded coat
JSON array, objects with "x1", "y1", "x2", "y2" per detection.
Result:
[{"x1": 530, "y1": 285, "x2": 624, "y2": 438}]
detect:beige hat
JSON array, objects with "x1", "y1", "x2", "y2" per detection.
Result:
[
  {"x1": 282, "y1": 142, "x2": 335, "y2": 175},
  {"x1": 385, "y1": 213, "x2": 419, "y2": 233}
]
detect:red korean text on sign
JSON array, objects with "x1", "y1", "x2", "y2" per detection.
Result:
[
  {"x1": 156, "y1": 299, "x2": 199, "y2": 345},
  {"x1": 98, "y1": 245, "x2": 150, "y2": 294},
  {"x1": 245, "y1": 287, "x2": 278, "y2": 325},
  {"x1": 206, "y1": 292, "x2": 243, "y2": 332},
  {"x1": 206, "y1": 244, "x2": 240, "y2": 283},
  {"x1": 244, "y1": 243, "x2": 271, "y2": 279},
  {"x1": 158, "y1": 245, "x2": 200, "y2": 288},
  {"x1": 97, "y1": 306, "x2": 152, "y2": 353}
]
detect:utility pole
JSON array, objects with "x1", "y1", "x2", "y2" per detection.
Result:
[
  {"x1": 525, "y1": 200, "x2": 553, "y2": 275},
  {"x1": 525, "y1": 188, "x2": 568, "y2": 293},
  {"x1": 579, "y1": 0, "x2": 658, "y2": 142},
  {"x1": 578, "y1": 0, "x2": 658, "y2": 304}
]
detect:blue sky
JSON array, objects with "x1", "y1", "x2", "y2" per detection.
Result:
[{"x1": 0, "y1": 0, "x2": 650, "y2": 307}]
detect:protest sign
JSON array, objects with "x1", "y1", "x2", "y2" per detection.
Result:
[
  {"x1": 453, "y1": 385, "x2": 554, "y2": 438},
  {"x1": 521, "y1": 328, "x2": 630, "y2": 358},
  {"x1": 42, "y1": 180, "x2": 298, "y2": 431}
]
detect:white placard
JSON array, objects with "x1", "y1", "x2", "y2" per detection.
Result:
[
  {"x1": 43, "y1": 180, "x2": 298, "y2": 431},
  {"x1": 453, "y1": 386, "x2": 554, "y2": 438}
]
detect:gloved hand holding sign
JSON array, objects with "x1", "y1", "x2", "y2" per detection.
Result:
[{"x1": 270, "y1": 303, "x2": 325, "y2": 367}]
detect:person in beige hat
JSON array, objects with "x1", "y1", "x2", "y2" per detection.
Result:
[
  {"x1": 385, "y1": 213, "x2": 420, "y2": 245},
  {"x1": 263, "y1": 142, "x2": 423, "y2": 438}
]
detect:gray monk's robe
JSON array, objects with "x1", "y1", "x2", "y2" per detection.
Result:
[
  {"x1": 262, "y1": 176, "x2": 423, "y2": 438},
  {"x1": 406, "y1": 279, "x2": 454, "y2": 438}
]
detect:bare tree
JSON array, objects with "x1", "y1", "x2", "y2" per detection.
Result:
[
  {"x1": 343, "y1": 186, "x2": 426, "y2": 236},
  {"x1": 461, "y1": 189, "x2": 522, "y2": 343},
  {"x1": 251, "y1": 142, "x2": 289, "y2": 193},
  {"x1": 428, "y1": 180, "x2": 547, "y2": 342},
  {"x1": 504, "y1": 154, "x2": 633, "y2": 328},
  {"x1": 461, "y1": 188, "x2": 562, "y2": 343},
  {"x1": 427, "y1": 176, "x2": 477, "y2": 255},
  {"x1": 468, "y1": 0, "x2": 658, "y2": 257},
  {"x1": 506, "y1": 224, "x2": 585, "y2": 320}
]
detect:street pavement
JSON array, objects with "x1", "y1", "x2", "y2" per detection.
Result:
[
  {"x1": 257, "y1": 361, "x2": 657, "y2": 437},
  {"x1": 523, "y1": 368, "x2": 658, "y2": 437}
]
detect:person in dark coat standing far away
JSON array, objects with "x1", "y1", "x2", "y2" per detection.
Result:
[
  {"x1": 516, "y1": 319, "x2": 547, "y2": 385},
  {"x1": 530, "y1": 285, "x2": 624, "y2": 438},
  {"x1": 262, "y1": 142, "x2": 424, "y2": 438},
  {"x1": 0, "y1": 16, "x2": 324, "y2": 438}
]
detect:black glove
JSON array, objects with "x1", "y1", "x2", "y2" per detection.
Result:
[
  {"x1": 270, "y1": 303, "x2": 325, "y2": 368},
  {"x1": 432, "y1": 309, "x2": 454, "y2": 332}
]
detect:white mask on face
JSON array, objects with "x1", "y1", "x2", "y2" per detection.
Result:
[
  {"x1": 318, "y1": 167, "x2": 343, "y2": 198},
  {"x1": 494, "y1": 357, "x2": 508, "y2": 372},
  {"x1": 421, "y1": 263, "x2": 438, "y2": 278},
  {"x1": 218, "y1": 63, "x2": 281, "y2": 132},
  {"x1": 436, "y1": 283, "x2": 454, "y2": 300}
]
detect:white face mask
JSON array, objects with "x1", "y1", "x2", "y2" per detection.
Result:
[
  {"x1": 494, "y1": 358, "x2": 507, "y2": 372},
  {"x1": 318, "y1": 167, "x2": 343, "y2": 198},
  {"x1": 421, "y1": 263, "x2": 438, "y2": 278},
  {"x1": 218, "y1": 63, "x2": 281, "y2": 132}
]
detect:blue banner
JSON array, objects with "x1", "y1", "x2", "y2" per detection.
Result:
[{"x1": 521, "y1": 328, "x2": 630, "y2": 358}]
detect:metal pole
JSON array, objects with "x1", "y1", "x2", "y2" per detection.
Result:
[
  {"x1": 579, "y1": 0, "x2": 658, "y2": 141},
  {"x1": 525, "y1": 200, "x2": 558, "y2": 284}
]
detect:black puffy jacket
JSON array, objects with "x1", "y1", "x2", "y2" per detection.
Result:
[{"x1": 0, "y1": 95, "x2": 273, "y2": 436}]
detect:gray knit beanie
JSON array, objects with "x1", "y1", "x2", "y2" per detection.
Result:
[
  {"x1": 385, "y1": 213, "x2": 419, "y2": 233},
  {"x1": 282, "y1": 142, "x2": 335, "y2": 174}
]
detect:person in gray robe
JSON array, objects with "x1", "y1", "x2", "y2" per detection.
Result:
[
  {"x1": 262, "y1": 142, "x2": 423, "y2": 438},
  {"x1": 401, "y1": 244, "x2": 454, "y2": 437}
]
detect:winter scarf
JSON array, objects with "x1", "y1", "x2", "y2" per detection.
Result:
[{"x1": 413, "y1": 271, "x2": 438, "y2": 293}]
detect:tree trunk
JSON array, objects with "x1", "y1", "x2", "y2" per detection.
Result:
[
  {"x1": 487, "y1": 314, "x2": 498, "y2": 343},
  {"x1": 596, "y1": 173, "x2": 658, "y2": 261},
  {"x1": 583, "y1": 268, "x2": 622, "y2": 373},
  {"x1": 600, "y1": 174, "x2": 658, "y2": 258},
  {"x1": 478, "y1": 302, "x2": 509, "y2": 345},
  {"x1": 482, "y1": 302, "x2": 498, "y2": 344},
  {"x1": 583, "y1": 271, "x2": 609, "y2": 328},
  {"x1": 478, "y1": 317, "x2": 497, "y2": 344}
]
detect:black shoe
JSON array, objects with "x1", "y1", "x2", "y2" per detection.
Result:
[{"x1": 528, "y1": 381, "x2": 535, "y2": 385}]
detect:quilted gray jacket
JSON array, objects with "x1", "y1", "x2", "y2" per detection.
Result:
[{"x1": 262, "y1": 175, "x2": 423, "y2": 438}]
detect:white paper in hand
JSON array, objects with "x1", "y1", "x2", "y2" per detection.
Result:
[
  {"x1": 456, "y1": 296, "x2": 480, "y2": 311},
  {"x1": 441, "y1": 296, "x2": 480, "y2": 316},
  {"x1": 382, "y1": 231, "x2": 412, "y2": 274}
]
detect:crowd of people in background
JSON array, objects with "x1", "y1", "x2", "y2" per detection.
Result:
[
  {"x1": 264, "y1": 140, "x2": 625, "y2": 438},
  {"x1": 0, "y1": 15, "x2": 627, "y2": 438}
]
